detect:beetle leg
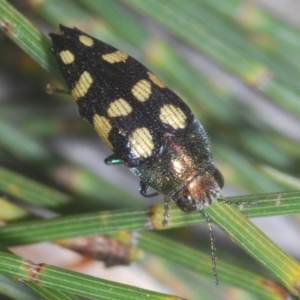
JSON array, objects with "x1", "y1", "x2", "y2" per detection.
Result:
[
  {"x1": 139, "y1": 181, "x2": 160, "y2": 198},
  {"x1": 162, "y1": 196, "x2": 170, "y2": 227},
  {"x1": 104, "y1": 154, "x2": 123, "y2": 165}
]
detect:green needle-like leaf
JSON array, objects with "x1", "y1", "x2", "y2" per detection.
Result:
[
  {"x1": 0, "y1": 251, "x2": 185, "y2": 300},
  {"x1": 0, "y1": 0, "x2": 61, "y2": 79},
  {"x1": 206, "y1": 202, "x2": 300, "y2": 295}
]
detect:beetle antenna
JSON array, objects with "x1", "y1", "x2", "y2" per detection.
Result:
[
  {"x1": 203, "y1": 210, "x2": 218, "y2": 285},
  {"x1": 218, "y1": 195, "x2": 258, "y2": 206}
]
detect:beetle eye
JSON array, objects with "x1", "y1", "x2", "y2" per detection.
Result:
[
  {"x1": 213, "y1": 168, "x2": 224, "y2": 189},
  {"x1": 175, "y1": 193, "x2": 197, "y2": 212}
]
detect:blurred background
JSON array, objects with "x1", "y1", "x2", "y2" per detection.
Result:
[{"x1": 1, "y1": 0, "x2": 300, "y2": 299}]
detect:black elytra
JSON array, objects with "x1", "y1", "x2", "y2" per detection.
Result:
[
  {"x1": 49, "y1": 25, "x2": 226, "y2": 284},
  {"x1": 49, "y1": 25, "x2": 224, "y2": 211}
]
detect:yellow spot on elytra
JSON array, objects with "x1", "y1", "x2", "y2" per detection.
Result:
[
  {"x1": 159, "y1": 104, "x2": 186, "y2": 129},
  {"x1": 107, "y1": 98, "x2": 132, "y2": 117},
  {"x1": 129, "y1": 127, "x2": 154, "y2": 158},
  {"x1": 59, "y1": 50, "x2": 75, "y2": 64},
  {"x1": 102, "y1": 51, "x2": 128, "y2": 63},
  {"x1": 148, "y1": 72, "x2": 166, "y2": 88},
  {"x1": 93, "y1": 115, "x2": 113, "y2": 149},
  {"x1": 131, "y1": 80, "x2": 152, "y2": 102},
  {"x1": 79, "y1": 35, "x2": 94, "y2": 47},
  {"x1": 71, "y1": 71, "x2": 93, "y2": 100}
]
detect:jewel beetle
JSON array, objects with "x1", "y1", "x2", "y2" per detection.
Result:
[
  {"x1": 49, "y1": 25, "x2": 226, "y2": 283},
  {"x1": 49, "y1": 25, "x2": 224, "y2": 212}
]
